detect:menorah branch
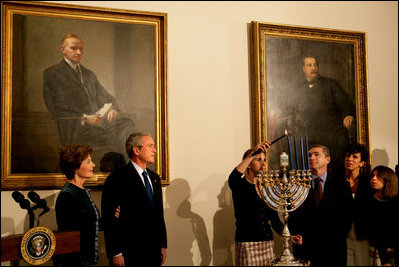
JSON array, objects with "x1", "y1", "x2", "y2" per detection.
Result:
[{"x1": 256, "y1": 152, "x2": 312, "y2": 266}]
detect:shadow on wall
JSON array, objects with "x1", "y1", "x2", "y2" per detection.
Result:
[
  {"x1": 1, "y1": 217, "x2": 16, "y2": 237},
  {"x1": 164, "y1": 178, "x2": 212, "y2": 266},
  {"x1": 211, "y1": 180, "x2": 285, "y2": 264},
  {"x1": 212, "y1": 181, "x2": 235, "y2": 266},
  {"x1": 371, "y1": 148, "x2": 389, "y2": 168},
  {"x1": 7, "y1": 192, "x2": 57, "y2": 232}
]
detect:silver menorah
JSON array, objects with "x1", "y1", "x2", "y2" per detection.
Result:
[{"x1": 256, "y1": 152, "x2": 312, "y2": 266}]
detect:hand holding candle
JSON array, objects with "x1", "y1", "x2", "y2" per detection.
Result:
[
  {"x1": 251, "y1": 130, "x2": 289, "y2": 156},
  {"x1": 270, "y1": 129, "x2": 289, "y2": 145}
]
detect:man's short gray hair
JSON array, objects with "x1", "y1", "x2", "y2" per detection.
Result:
[
  {"x1": 125, "y1": 132, "x2": 152, "y2": 158},
  {"x1": 309, "y1": 144, "x2": 330, "y2": 158}
]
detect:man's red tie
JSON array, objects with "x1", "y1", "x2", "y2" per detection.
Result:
[{"x1": 314, "y1": 177, "x2": 322, "y2": 205}]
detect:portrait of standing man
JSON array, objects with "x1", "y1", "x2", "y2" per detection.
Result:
[
  {"x1": 264, "y1": 36, "x2": 358, "y2": 171},
  {"x1": 287, "y1": 55, "x2": 355, "y2": 170}
]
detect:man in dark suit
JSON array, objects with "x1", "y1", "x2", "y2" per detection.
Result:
[
  {"x1": 271, "y1": 56, "x2": 355, "y2": 171},
  {"x1": 101, "y1": 132, "x2": 167, "y2": 266},
  {"x1": 43, "y1": 34, "x2": 133, "y2": 153},
  {"x1": 294, "y1": 56, "x2": 355, "y2": 171},
  {"x1": 288, "y1": 144, "x2": 350, "y2": 266}
]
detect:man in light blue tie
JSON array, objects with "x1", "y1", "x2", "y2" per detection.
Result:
[{"x1": 102, "y1": 132, "x2": 167, "y2": 266}]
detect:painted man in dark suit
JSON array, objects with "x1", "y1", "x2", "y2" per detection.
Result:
[
  {"x1": 293, "y1": 56, "x2": 355, "y2": 171},
  {"x1": 43, "y1": 34, "x2": 134, "y2": 154},
  {"x1": 288, "y1": 144, "x2": 351, "y2": 266},
  {"x1": 101, "y1": 132, "x2": 167, "y2": 266},
  {"x1": 270, "y1": 56, "x2": 355, "y2": 172}
]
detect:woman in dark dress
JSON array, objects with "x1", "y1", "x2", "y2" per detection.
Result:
[
  {"x1": 54, "y1": 144, "x2": 101, "y2": 266},
  {"x1": 343, "y1": 143, "x2": 371, "y2": 265}
]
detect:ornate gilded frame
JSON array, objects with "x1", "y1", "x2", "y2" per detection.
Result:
[
  {"x1": 1, "y1": 1, "x2": 169, "y2": 189},
  {"x1": 251, "y1": 22, "x2": 369, "y2": 168}
]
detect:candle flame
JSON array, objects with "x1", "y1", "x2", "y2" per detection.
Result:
[{"x1": 284, "y1": 129, "x2": 288, "y2": 135}]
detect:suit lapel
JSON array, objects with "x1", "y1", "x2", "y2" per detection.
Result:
[
  {"x1": 60, "y1": 60, "x2": 83, "y2": 86},
  {"x1": 59, "y1": 60, "x2": 91, "y2": 99},
  {"x1": 127, "y1": 162, "x2": 143, "y2": 187},
  {"x1": 322, "y1": 174, "x2": 332, "y2": 202},
  {"x1": 127, "y1": 162, "x2": 156, "y2": 204}
]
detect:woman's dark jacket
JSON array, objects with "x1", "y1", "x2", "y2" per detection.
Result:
[{"x1": 54, "y1": 182, "x2": 102, "y2": 265}]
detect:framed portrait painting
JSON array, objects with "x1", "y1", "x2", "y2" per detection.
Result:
[
  {"x1": 251, "y1": 22, "x2": 369, "y2": 170},
  {"x1": 1, "y1": 1, "x2": 169, "y2": 189}
]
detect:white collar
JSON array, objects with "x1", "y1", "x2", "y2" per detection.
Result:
[
  {"x1": 64, "y1": 58, "x2": 79, "y2": 70},
  {"x1": 131, "y1": 160, "x2": 146, "y2": 175}
]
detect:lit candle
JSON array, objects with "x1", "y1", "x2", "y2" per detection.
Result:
[
  {"x1": 300, "y1": 136, "x2": 305, "y2": 170},
  {"x1": 294, "y1": 136, "x2": 299, "y2": 170},
  {"x1": 305, "y1": 136, "x2": 309, "y2": 169},
  {"x1": 287, "y1": 136, "x2": 294, "y2": 170}
]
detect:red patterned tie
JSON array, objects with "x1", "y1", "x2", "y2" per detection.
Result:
[{"x1": 314, "y1": 177, "x2": 322, "y2": 205}]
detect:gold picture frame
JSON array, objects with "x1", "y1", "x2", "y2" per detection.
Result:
[
  {"x1": 1, "y1": 1, "x2": 169, "y2": 189},
  {"x1": 251, "y1": 22, "x2": 369, "y2": 169}
]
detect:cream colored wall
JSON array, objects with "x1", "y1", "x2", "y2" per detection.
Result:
[{"x1": 2, "y1": 1, "x2": 397, "y2": 266}]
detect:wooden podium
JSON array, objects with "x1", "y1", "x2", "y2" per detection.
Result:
[{"x1": 1, "y1": 231, "x2": 80, "y2": 263}]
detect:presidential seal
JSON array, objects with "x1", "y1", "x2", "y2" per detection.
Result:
[{"x1": 20, "y1": 226, "x2": 56, "y2": 265}]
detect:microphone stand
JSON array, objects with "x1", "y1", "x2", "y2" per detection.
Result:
[
  {"x1": 12, "y1": 191, "x2": 35, "y2": 229},
  {"x1": 28, "y1": 209, "x2": 35, "y2": 229}
]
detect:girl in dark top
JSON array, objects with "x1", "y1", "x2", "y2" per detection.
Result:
[
  {"x1": 228, "y1": 141, "x2": 284, "y2": 265},
  {"x1": 343, "y1": 143, "x2": 371, "y2": 265},
  {"x1": 368, "y1": 165, "x2": 398, "y2": 266},
  {"x1": 54, "y1": 144, "x2": 101, "y2": 266}
]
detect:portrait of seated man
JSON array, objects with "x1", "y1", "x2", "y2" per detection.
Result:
[{"x1": 43, "y1": 34, "x2": 134, "y2": 160}]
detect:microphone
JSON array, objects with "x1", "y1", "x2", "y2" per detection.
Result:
[
  {"x1": 12, "y1": 191, "x2": 31, "y2": 210},
  {"x1": 27, "y1": 191, "x2": 41, "y2": 203},
  {"x1": 19, "y1": 199, "x2": 32, "y2": 211},
  {"x1": 39, "y1": 206, "x2": 50, "y2": 217},
  {"x1": 12, "y1": 190, "x2": 25, "y2": 204},
  {"x1": 28, "y1": 191, "x2": 50, "y2": 217},
  {"x1": 12, "y1": 191, "x2": 35, "y2": 228}
]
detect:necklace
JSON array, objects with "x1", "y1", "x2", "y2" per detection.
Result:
[
  {"x1": 346, "y1": 176, "x2": 359, "y2": 193},
  {"x1": 245, "y1": 175, "x2": 256, "y2": 184}
]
